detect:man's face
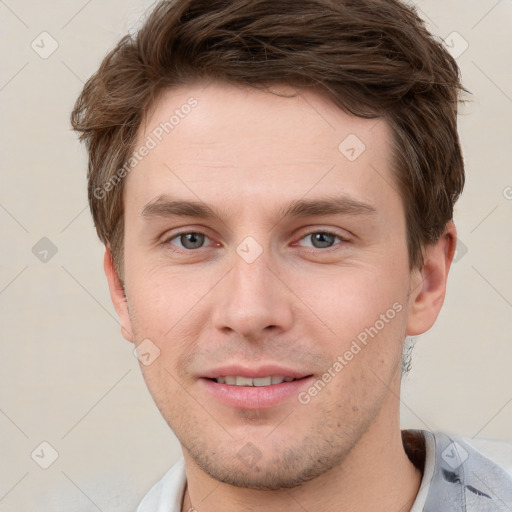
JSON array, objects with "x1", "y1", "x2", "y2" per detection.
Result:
[{"x1": 119, "y1": 81, "x2": 420, "y2": 488}]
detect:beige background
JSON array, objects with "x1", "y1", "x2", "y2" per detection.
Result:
[{"x1": 1, "y1": 0, "x2": 511, "y2": 510}]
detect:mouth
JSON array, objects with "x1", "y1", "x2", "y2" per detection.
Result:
[{"x1": 200, "y1": 371, "x2": 313, "y2": 409}]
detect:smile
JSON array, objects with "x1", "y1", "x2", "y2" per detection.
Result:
[{"x1": 201, "y1": 374, "x2": 313, "y2": 409}]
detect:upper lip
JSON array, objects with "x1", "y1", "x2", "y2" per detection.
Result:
[{"x1": 201, "y1": 364, "x2": 311, "y2": 379}]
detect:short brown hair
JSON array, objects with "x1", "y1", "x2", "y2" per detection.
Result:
[{"x1": 71, "y1": 0, "x2": 466, "y2": 279}]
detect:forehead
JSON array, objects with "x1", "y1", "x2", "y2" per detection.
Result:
[
  {"x1": 138, "y1": 81, "x2": 390, "y2": 159},
  {"x1": 126, "y1": 81, "x2": 399, "y2": 217}
]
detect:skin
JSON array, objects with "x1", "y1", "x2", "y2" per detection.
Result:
[{"x1": 105, "y1": 81, "x2": 456, "y2": 512}]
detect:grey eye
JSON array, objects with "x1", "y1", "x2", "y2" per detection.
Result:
[
  {"x1": 178, "y1": 232, "x2": 206, "y2": 249},
  {"x1": 307, "y1": 232, "x2": 338, "y2": 249}
]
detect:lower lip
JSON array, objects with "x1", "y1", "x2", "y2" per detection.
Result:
[{"x1": 200, "y1": 377, "x2": 313, "y2": 409}]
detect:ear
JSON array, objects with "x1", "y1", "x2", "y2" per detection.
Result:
[
  {"x1": 103, "y1": 247, "x2": 134, "y2": 343},
  {"x1": 406, "y1": 221, "x2": 457, "y2": 336}
]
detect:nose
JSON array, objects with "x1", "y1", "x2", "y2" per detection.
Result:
[{"x1": 211, "y1": 245, "x2": 294, "y2": 341}]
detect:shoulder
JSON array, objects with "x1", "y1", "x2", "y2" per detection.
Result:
[
  {"x1": 425, "y1": 430, "x2": 512, "y2": 511},
  {"x1": 136, "y1": 458, "x2": 187, "y2": 512},
  {"x1": 463, "y1": 436, "x2": 512, "y2": 478}
]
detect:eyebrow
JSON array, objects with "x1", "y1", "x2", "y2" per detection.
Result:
[{"x1": 141, "y1": 194, "x2": 377, "y2": 222}]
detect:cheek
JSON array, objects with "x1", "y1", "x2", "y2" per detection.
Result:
[
  {"x1": 288, "y1": 262, "x2": 408, "y2": 337},
  {"x1": 125, "y1": 263, "x2": 212, "y2": 334},
  {"x1": 292, "y1": 265, "x2": 408, "y2": 396},
  {"x1": 124, "y1": 265, "x2": 219, "y2": 398},
  {"x1": 137, "y1": 359, "x2": 190, "y2": 433}
]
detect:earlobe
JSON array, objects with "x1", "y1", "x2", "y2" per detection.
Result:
[
  {"x1": 406, "y1": 222, "x2": 457, "y2": 336},
  {"x1": 103, "y1": 248, "x2": 134, "y2": 343}
]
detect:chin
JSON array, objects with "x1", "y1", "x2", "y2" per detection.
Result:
[{"x1": 183, "y1": 434, "x2": 349, "y2": 490}]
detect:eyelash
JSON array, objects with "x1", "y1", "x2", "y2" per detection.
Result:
[{"x1": 162, "y1": 229, "x2": 350, "y2": 253}]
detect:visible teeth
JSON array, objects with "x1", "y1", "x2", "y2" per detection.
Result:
[
  {"x1": 236, "y1": 376, "x2": 253, "y2": 386},
  {"x1": 215, "y1": 376, "x2": 296, "y2": 386},
  {"x1": 253, "y1": 377, "x2": 272, "y2": 387}
]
